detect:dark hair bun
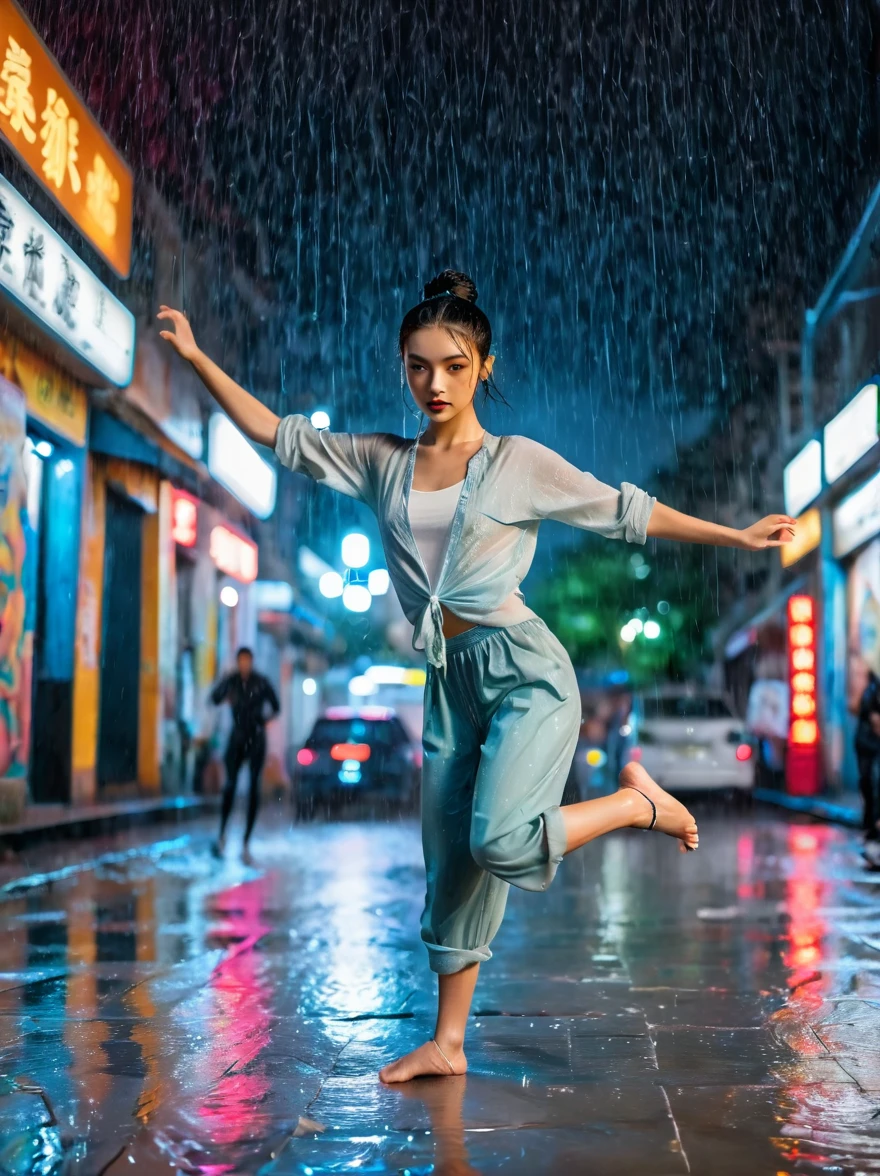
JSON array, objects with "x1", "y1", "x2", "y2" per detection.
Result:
[{"x1": 423, "y1": 269, "x2": 478, "y2": 303}]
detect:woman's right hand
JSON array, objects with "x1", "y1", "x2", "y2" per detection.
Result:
[{"x1": 157, "y1": 305, "x2": 200, "y2": 362}]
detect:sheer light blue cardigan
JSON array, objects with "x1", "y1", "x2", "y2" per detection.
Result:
[{"x1": 275, "y1": 415, "x2": 656, "y2": 670}]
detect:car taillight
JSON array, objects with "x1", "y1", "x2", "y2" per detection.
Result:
[
  {"x1": 628, "y1": 746, "x2": 642, "y2": 762},
  {"x1": 735, "y1": 744, "x2": 752, "y2": 762},
  {"x1": 330, "y1": 743, "x2": 371, "y2": 762},
  {"x1": 297, "y1": 748, "x2": 317, "y2": 766}
]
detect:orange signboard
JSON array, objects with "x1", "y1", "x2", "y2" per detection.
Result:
[{"x1": 0, "y1": 0, "x2": 131, "y2": 276}]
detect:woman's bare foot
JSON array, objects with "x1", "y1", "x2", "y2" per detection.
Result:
[
  {"x1": 379, "y1": 1039, "x2": 467, "y2": 1084},
  {"x1": 619, "y1": 762, "x2": 699, "y2": 852}
]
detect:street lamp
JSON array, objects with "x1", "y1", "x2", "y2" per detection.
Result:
[
  {"x1": 341, "y1": 532, "x2": 370, "y2": 568},
  {"x1": 368, "y1": 569, "x2": 390, "y2": 595},
  {"x1": 644, "y1": 620, "x2": 661, "y2": 639},
  {"x1": 342, "y1": 583, "x2": 372, "y2": 612},
  {"x1": 310, "y1": 410, "x2": 331, "y2": 430},
  {"x1": 319, "y1": 571, "x2": 344, "y2": 598}
]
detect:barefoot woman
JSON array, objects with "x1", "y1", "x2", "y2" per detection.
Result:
[{"x1": 158, "y1": 270, "x2": 794, "y2": 1083}]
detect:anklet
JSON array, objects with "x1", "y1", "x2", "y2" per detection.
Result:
[
  {"x1": 627, "y1": 785, "x2": 657, "y2": 831},
  {"x1": 432, "y1": 1039, "x2": 456, "y2": 1074}
]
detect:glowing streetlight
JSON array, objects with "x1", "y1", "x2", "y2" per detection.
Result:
[
  {"x1": 342, "y1": 584, "x2": 372, "y2": 612},
  {"x1": 341, "y1": 532, "x2": 370, "y2": 568},
  {"x1": 319, "y1": 571, "x2": 344, "y2": 598},
  {"x1": 620, "y1": 623, "x2": 636, "y2": 643},
  {"x1": 302, "y1": 677, "x2": 317, "y2": 695},
  {"x1": 644, "y1": 620, "x2": 661, "y2": 639},
  {"x1": 368, "y1": 568, "x2": 390, "y2": 595},
  {"x1": 219, "y1": 585, "x2": 239, "y2": 608},
  {"x1": 310, "y1": 410, "x2": 331, "y2": 430}
]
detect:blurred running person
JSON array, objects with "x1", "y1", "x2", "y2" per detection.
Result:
[
  {"x1": 159, "y1": 270, "x2": 795, "y2": 1082},
  {"x1": 211, "y1": 646, "x2": 280, "y2": 861}
]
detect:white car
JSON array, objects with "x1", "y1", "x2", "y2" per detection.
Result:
[{"x1": 630, "y1": 689, "x2": 755, "y2": 792}]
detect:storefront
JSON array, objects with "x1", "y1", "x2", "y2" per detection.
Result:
[
  {"x1": 771, "y1": 380, "x2": 880, "y2": 796},
  {"x1": 829, "y1": 464, "x2": 880, "y2": 792},
  {"x1": 0, "y1": 0, "x2": 133, "y2": 815},
  {"x1": 169, "y1": 487, "x2": 262, "y2": 792}
]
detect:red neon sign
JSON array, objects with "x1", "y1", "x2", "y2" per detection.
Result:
[
  {"x1": 786, "y1": 594, "x2": 820, "y2": 794},
  {"x1": 171, "y1": 489, "x2": 198, "y2": 547},
  {"x1": 210, "y1": 524, "x2": 258, "y2": 583}
]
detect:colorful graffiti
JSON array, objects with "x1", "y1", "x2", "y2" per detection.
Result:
[{"x1": 0, "y1": 374, "x2": 30, "y2": 782}]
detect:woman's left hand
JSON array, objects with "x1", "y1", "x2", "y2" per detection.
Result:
[{"x1": 738, "y1": 515, "x2": 797, "y2": 551}]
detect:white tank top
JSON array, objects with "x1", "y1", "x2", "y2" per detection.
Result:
[{"x1": 407, "y1": 481, "x2": 463, "y2": 589}]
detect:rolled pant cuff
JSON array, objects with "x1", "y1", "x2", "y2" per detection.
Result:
[
  {"x1": 540, "y1": 804, "x2": 567, "y2": 890},
  {"x1": 425, "y1": 941, "x2": 493, "y2": 974}
]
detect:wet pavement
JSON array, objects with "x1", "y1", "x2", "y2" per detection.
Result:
[{"x1": 0, "y1": 806, "x2": 879, "y2": 1174}]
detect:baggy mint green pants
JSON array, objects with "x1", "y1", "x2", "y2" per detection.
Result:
[{"x1": 420, "y1": 618, "x2": 582, "y2": 974}]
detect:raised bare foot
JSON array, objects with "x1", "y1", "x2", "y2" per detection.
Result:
[
  {"x1": 619, "y1": 762, "x2": 699, "y2": 853},
  {"x1": 379, "y1": 1039, "x2": 467, "y2": 1084}
]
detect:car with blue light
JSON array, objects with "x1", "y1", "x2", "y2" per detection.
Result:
[{"x1": 291, "y1": 706, "x2": 421, "y2": 818}]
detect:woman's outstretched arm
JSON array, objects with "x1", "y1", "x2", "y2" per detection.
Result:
[
  {"x1": 647, "y1": 501, "x2": 796, "y2": 551},
  {"x1": 157, "y1": 306, "x2": 279, "y2": 449}
]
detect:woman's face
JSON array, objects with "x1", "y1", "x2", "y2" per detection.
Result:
[{"x1": 403, "y1": 325, "x2": 494, "y2": 423}]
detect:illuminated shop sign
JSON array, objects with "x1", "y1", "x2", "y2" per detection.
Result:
[
  {"x1": 780, "y1": 508, "x2": 821, "y2": 568},
  {"x1": 824, "y1": 382, "x2": 879, "y2": 485},
  {"x1": 0, "y1": 0, "x2": 132, "y2": 275},
  {"x1": 207, "y1": 413, "x2": 276, "y2": 520},
  {"x1": 253, "y1": 580, "x2": 294, "y2": 611},
  {"x1": 0, "y1": 172, "x2": 134, "y2": 386},
  {"x1": 210, "y1": 524, "x2": 258, "y2": 583},
  {"x1": 787, "y1": 595, "x2": 818, "y2": 747},
  {"x1": 783, "y1": 439, "x2": 822, "y2": 517},
  {"x1": 832, "y1": 469, "x2": 880, "y2": 558},
  {"x1": 171, "y1": 488, "x2": 197, "y2": 547}
]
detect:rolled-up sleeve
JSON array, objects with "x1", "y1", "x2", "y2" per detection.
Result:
[
  {"x1": 525, "y1": 441, "x2": 655, "y2": 544},
  {"x1": 274, "y1": 414, "x2": 372, "y2": 502}
]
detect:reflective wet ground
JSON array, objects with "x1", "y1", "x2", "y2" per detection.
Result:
[{"x1": 0, "y1": 806, "x2": 879, "y2": 1174}]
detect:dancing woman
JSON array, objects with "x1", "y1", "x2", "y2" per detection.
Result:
[{"x1": 158, "y1": 270, "x2": 795, "y2": 1083}]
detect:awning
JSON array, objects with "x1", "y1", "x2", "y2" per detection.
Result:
[{"x1": 724, "y1": 574, "x2": 808, "y2": 660}]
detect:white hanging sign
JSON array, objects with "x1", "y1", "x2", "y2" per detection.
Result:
[
  {"x1": 0, "y1": 170, "x2": 134, "y2": 386},
  {"x1": 783, "y1": 439, "x2": 822, "y2": 517},
  {"x1": 824, "y1": 382, "x2": 879, "y2": 485}
]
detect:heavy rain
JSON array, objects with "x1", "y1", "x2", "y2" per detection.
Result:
[{"x1": 0, "y1": 0, "x2": 878, "y2": 1172}]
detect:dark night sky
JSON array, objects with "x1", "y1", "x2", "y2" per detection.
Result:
[{"x1": 27, "y1": 0, "x2": 878, "y2": 491}]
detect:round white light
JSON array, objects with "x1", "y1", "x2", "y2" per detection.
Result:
[
  {"x1": 620, "y1": 623, "x2": 636, "y2": 644},
  {"x1": 366, "y1": 665, "x2": 406, "y2": 684},
  {"x1": 368, "y1": 568, "x2": 390, "y2": 595},
  {"x1": 319, "y1": 571, "x2": 344, "y2": 598},
  {"x1": 310, "y1": 410, "x2": 331, "y2": 430},
  {"x1": 349, "y1": 675, "x2": 377, "y2": 696},
  {"x1": 35, "y1": 439, "x2": 53, "y2": 459},
  {"x1": 302, "y1": 677, "x2": 317, "y2": 696},
  {"x1": 341, "y1": 533, "x2": 370, "y2": 569},
  {"x1": 220, "y1": 585, "x2": 239, "y2": 608},
  {"x1": 342, "y1": 584, "x2": 372, "y2": 612},
  {"x1": 629, "y1": 617, "x2": 644, "y2": 634},
  {"x1": 644, "y1": 620, "x2": 661, "y2": 639}
]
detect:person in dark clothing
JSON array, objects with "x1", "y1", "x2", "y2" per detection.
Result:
[
  {"x1": 211, "y1": 646, "x2": 280, "y2": 859},
  {"x1": 856, "y1": 669, "x2": 880, "y2": 868}
]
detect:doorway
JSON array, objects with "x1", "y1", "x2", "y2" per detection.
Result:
[{"x1": 97, "y1": 490, "x2": 143, "y2": 789}]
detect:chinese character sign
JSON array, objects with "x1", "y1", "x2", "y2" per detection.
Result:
[
  {"x1": 0, "y1": 171, "x2": 134, "y2": 386},
  {"x1": 0, "y1": 0, "x2": 131, "y2": 277}
]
